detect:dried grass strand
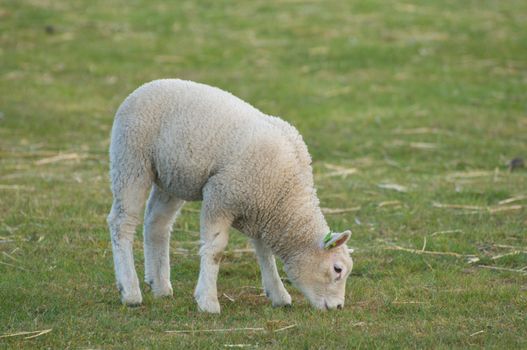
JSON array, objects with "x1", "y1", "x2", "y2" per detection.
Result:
[
  {"x1": 35, "y1": 152, "x2": 84, "y2": 165},
  {"x1": 477, "y1": 265, "x2": 527, "y2": 274},
  {"x1": 393, "y1": 127, "x2": 448, "y2": 135},
  {"x1": 23, "y1": 329, "x2": 53, "y2": 339},
  {"x1": 223, "y1": 293, "x2": 235, "y2": 302},
  {"x1": 0, "y1": 184, "x2": 35, "y2": 191},
  {"x1": 273, "y1": 324, "x2": 297, "y2": 332},
  {"x1": 384, "y1": 245, "x2": 476, "y2": 259},
  {"x1": 321, "y1": 164, "x2": 358, "y2": 178},
  {"x1": 378, "y1": 183, "x2": 408, "y2": 192},
  {"x1": 166, "y1": 323, "x2": 297, "y2": 334},
  {"x1": 498, "y1": 195, "x2": 527, "y2": 205},
  {"x1": 321, "y1": 207, "x2": 361, "y2": 214},
  {"x1": 0, "y1": 329, "x2": 52, "y2": 339},
  {"x1": 433, "y1": 202, "x2": 523, "y2": 214},
  {"x1": 469, "y1": 330, "x2": 485, "y2": 337},
  {"x1": 491, "y1": 251, "x2": 527, "y2": 260},
  {"x1": 431, "y1": 229, "x2": 463, "y2": 236},
  {"x1": 223, "y1": 344, "x2": 255, "y2": 348},
  {"x1": 2, "y1": 251, "x2": 22, "y2": 263},
  {"x1": 433, "y1": 202, "x2": 484, "y2": 211},
  {"x1": 409, "y1": 142, "x2": 438, "y2": 149},
  {"x1": 392, "y1": 301, "x2": 429, "y2": 305},
  {"x1": 378, "y1": 200, "x2": 401, "y2": 208},
  {"x1": 446, "y1": 171, "x2": 494, "y2": 179},
  {"x1": 0, "y1": 260, "x2": 28, "y2": 271},
  {"x1": 488, "y1": 205, "x2": 522, "y2": 214},
  {"x1": 166, "y1": 327, "x2": 265, "y2": 334}
]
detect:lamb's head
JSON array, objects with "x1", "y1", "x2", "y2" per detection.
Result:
[{"x1": 284, "y1": 230, "x2": 353, "y2": 310}]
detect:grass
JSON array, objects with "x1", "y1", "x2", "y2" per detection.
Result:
[{"x1": 1, "y1": 0, "x2": 526, "y2": 348}]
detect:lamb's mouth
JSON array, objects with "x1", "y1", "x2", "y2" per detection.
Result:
[{"x1": 321, "y1": 300, "x2": 343, "y2": 310}]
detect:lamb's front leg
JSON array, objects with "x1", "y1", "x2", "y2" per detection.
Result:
[
  {"x1": 194, "y1": 205, "x2": 232, "y2": 313},
  {"x1": 252, "y1": 238, "x2": 292, "y2": 307}
]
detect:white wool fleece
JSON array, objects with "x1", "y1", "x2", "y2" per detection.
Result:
[{"x1": 108, "y1": 79, "x2": 352, "y2": 313}]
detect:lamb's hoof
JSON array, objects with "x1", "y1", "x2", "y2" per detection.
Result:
[
  {"x1": 270, "y1": 290, "x2": 292, "y2": 308},
  {"x1": 195, "y1": 295, "x2": 221, "y2": 313},
  {"x1": 153, "y1": 289, "x2": 173, "y2": 299},
  {"x1": 272, "y1": 301, "x2": 292, "y2": 308},
  {"x1": 125, "y1": 301, "x2": 142, "y2": 308},
  {"x1": 118, "y1": 282, "x2": 143, "y2": 306},
  {"x1": 151, "y1": 281, "x2": 173, "y2": 298},
  {"x1": 120, "y1": 291, "x2": 143, "y2": 307}
]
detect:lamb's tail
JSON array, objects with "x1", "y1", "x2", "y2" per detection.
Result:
[{"x1": 109, "y1": 108, "x2": 155, "y2": 198}]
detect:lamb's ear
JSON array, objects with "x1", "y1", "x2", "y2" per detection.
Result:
[{"x1": 323, "y1": 230, "x2": 351, "y2": 250}]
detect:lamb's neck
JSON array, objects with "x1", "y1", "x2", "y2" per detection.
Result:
[{"x1": 262, "y1": 199, "x2": 329, "y2": 264}]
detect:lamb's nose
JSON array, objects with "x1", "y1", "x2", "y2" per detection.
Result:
[{"x1": 337, "y1": 304, "x2": 343, "y2": 310}]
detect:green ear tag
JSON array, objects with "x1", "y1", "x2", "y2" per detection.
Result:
[{"x1": 323, "y1": 232, "x2": 334, "y2": 248}]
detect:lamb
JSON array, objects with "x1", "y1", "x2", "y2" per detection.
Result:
[{"x1": 107, "y1": 79, "x2": 353, "y2": 313}]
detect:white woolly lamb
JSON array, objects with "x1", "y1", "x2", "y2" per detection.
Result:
[{"x1": 107, "y1": 79, "x2": 353, "y2": 313}]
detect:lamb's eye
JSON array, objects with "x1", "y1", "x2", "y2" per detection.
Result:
[{"x1": 334, "y1": 265, "x2": 342, "y2": 274}]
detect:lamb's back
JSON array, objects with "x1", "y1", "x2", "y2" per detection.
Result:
[
  {"x1": 113, "y1": 79, "x2": 303, "y2": 201},
  {"x1": 112, "y1": 79, "x2": 312, "y2": 206}
]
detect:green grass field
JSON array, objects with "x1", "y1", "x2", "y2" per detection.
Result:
[{"x1": 1, "y1": 0, "x2": 526, "y2": 348}]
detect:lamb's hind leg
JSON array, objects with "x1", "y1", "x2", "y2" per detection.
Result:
[
  {"x1": 252, "y1": 238, "x2": 292, "y2": 307},
  {"x1": 194, "y1": 186, "x2": 233, "y2": 313},
  {"x1": 107, "y1": 178, "x2": 151, "y2": 306},
  {"x1": 143, "y1": 185, "x2": 185, "y2": 298}
]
